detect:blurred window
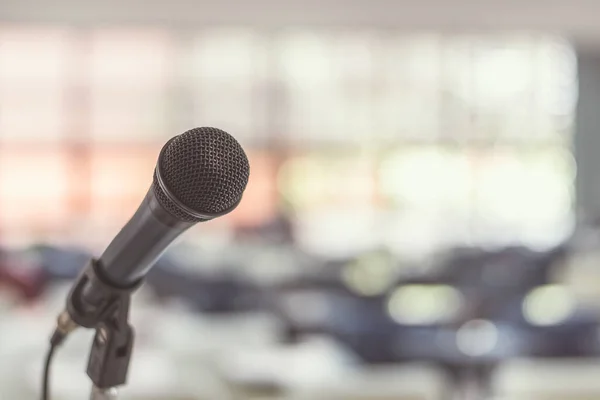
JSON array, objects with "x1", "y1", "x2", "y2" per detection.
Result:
[
  {"x1": 190, "y1": 29, "x2": 269, "y2": 144},
  {"x1": 278, "y1": 30, "x2": 378, "y2": 145},
  {"x1": 0, "y1": 28, "x2": 576, "y2": 249},
  {"x1": 89, "y1": 29, "x2": 172, "y2": 143},
  {"x1": 0, "y1": 28, "x2": 72, "y2": 142},
  {"x1": 276, "y1": 34, "x2": 575, "y2": 252},
  {"x1": 88, "y1": 145, "x2": 160, "y2": 229},
  {"x1": 0, "y1": 147, "x2": 70, "y2": 241}
]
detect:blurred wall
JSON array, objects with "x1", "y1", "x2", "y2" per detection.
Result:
[
  {"x1": 575, "y1": 49, "x2": 600, "y2": 220},
  {"x1": 1, "y1": 0, "x2": 600, "y2": 36}
]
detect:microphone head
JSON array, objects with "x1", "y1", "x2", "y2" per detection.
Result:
[{"x1": 153, "y1": 127, "x2": 250, "y2": 222}]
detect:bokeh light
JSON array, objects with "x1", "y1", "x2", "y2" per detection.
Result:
[
  {"x1": 387, "y1": 284, "x2": 464, "y2": 325},
  {"x1": 523, "y1": 284, "x2": 576, "y2": 326}
]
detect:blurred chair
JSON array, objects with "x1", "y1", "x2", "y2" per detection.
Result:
[
  {"x1": 26, "y1": 243, "x2": 91, "y2": 281},
  {"x1": 436, "y1": 245, "x2": 563, "y2": 293},
  {"x1": 0, "y1": 249, "x2": 46, "y2": 302},
  {"x1": 491, "y1": 358, "x2": 600, "y2": 400}
]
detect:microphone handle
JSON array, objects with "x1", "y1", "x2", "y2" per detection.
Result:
[{"x1": 83, "y1": 186, "x2": 193, "y2": 308}]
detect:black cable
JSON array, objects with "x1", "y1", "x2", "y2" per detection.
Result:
[
  {"x1": 41, "y1": 344, "x2": 56, "y2": 400},
  {"x1": 42, "y1": 329, "x2": 67, "y2": 400}
]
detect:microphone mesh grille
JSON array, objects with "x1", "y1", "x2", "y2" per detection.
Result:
[
  {"x1": 155, "y1": 127, "x2": 250, "y2": 222},
  {"x1": 153, "y1": 172, "x2": 208, "y2": 222}
]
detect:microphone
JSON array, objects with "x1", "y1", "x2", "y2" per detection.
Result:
[{"x1": 57, "y1": 126, "x2": 250, "y2": 332}]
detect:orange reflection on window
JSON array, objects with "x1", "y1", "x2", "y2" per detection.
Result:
[
  {"x1": 89, "y1": 145, "x2": 161, "y2": 225},
  {"x1": 0, "y1": 147, "x2": 69, "y2": 230}
]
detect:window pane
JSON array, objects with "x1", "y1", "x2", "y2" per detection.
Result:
[
  {"x1": 279, "y1": 151, "x2": 375, "y2": 211},
  {"x1": 278, "y1": 31, "x2": 378, "y2": 145},
  {"x1": 89, "y1": 146, "x2": 159, "y2": 228},
  {"x1": 534, "y1": 39, "x2": 577, "y2": 142},
  {"x1": 470, "y1": 39, "x2": 537, "y2": 142},
  {"x1": 472, "y1": 147, "x2": 575, "y2": 246},
  {"x1": 378, "y1": 146, "x2": 472, "y2": 213},
  {"x1": 0, "y1": 28, "x2": 71, "y2": 141},
  {"x1": 439, "y1": 37, "x2": 476, "y2": 143},
  {"x1": 377, "y1": 35, "x2": 442, "y2": 141},
  {"x1": 89, "y1": 29, "x2": 171, "y2": 142},
  {"x1": 190, "y1": 29, "x2": 268, "y2": 143},
  {"x1": 0, "y1": 148, "x2": 69, "y2": 232}
]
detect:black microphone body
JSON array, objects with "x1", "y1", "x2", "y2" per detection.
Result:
[
  {"x1": 64, "y1": 127, "x2": 250, "y2": 323},
  {"x1": 80, "y1": 187, "x2": 194, "y2": 308},
  {"x1": 99, "y1": 188, "x2": 192, "y2": 286}
]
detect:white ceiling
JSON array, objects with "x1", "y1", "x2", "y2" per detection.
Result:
[{"x1": 2, "y1": 0, "x2": 600, "y2": 44}]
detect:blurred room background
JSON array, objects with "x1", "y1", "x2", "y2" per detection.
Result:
[{"x1": 2, "y1": 0, "x2": 600, "y2": 399}]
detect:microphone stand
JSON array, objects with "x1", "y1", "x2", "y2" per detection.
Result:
[
  {"x1": 63, "y1": 259, "x2": 137, "y2": 400},
  {"x1": 90, "y1": 386, "x2": 119, "y2": 400},
  {"x1": 86, "y1": 302, "x2": 134, "y2": 400}
]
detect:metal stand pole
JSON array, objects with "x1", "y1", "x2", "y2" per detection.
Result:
[{"x1": 90, "y1": 386, "x2": 118, "y2": 400}]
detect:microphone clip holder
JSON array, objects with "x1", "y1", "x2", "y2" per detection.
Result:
[{"x1": 65, "y1": 259, "x2": 142, "y2": 398}]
